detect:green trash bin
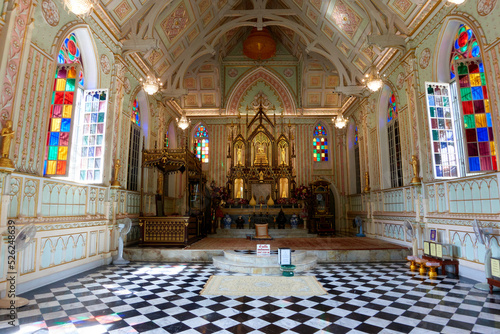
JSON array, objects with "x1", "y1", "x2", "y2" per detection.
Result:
[{"x1": 280, "y1": 265, "x2": 296, "y2": 277}]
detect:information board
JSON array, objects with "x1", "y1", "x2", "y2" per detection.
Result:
[
  {"x1": 492, "y1": 257, "x2": 500, "y2": 281},
  {"x1": 430, "y1": 242, "x2": 436, "y2": 257},
  {"x1": 257, "y1": 244, "x2": 271, "y2": 256},
  {"x1": 278, "y1": 248, "x2": 292, "y2": 265},
  {"x1": 424, "y1": 241, "x2": 430, "y2": 255},
  {"x1": 436, "y1": 244, "x2": 443, "y2": 258}
]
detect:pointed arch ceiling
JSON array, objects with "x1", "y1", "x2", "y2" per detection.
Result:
[{"x1": 99, "y1": 0, "x2": 439, "y2": 107}]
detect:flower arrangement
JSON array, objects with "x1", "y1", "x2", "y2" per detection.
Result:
[
  {"x1": 289, "y1": 198, "x2": 298, "y2": 205},
  {"x1": 211, "y1": 186, "x2": 228, "y2": 201},
  {"x1": 276, "y1": 198, "x2": 288, "y2": 205},
  {"x1": 238, "y1": 198, "x2": 249, "y2": 205},
  {"x1": 294, "y1": 185, "x2": 311, "y2": 200},
  {"x1": 226, "y1": 198, "x2": 236, "y2": 205}
]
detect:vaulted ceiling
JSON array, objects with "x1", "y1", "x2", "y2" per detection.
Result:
[{"x1": 98, "y1": 0, "x2": 440, "y2": 99}]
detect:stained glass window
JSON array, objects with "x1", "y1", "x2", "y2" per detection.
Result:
[
  {"x1": 455, "y1": 58, "x2": 496, "y2": 171},
  {"x1": 313, "y1": 124, "x2": 328, "y2": 162},
  {"x1": 387, "y1": 92, "x2": 397, "y2": 123},
  {"x1": 128, "y1": 125, "x2": 141, "y2": 191},
  {"x1": 426, "y1": 83, "x2": 460, "y2": 177},
  {"x1": 194, "y1": 125, "x2": 209, "y2": 163},
  {"x1": 165, "y1": 130, "x2": 169, "y2": 148},
  {"x1": 354, "y1": 126, "x2": 361, "y2": 193},
  {"x1": 131, "y1": 99, "x2": 140, "y2": 126},
  {"x1": 78, "y1": 90, "x2": 108, "y2": 182},
  {"x1": 44, "y1": 64, "x2": 81, "y2": 177},
  {"x1": 354, "y1": 126, "x2": 358, "y2": 146},
  {"x1": 450, "y1": 24, "x2": 480, "y2": 81},
  {"x1": 387, "y1": 92, "x2": 402, "y2": 187},
  {"x1": 58, "y1": 33, "x2": 84, "y2": 87}
]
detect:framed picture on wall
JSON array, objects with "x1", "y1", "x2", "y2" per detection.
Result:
[{"x1": 429, "y1": 229, "x2": 437, "y2": 242}]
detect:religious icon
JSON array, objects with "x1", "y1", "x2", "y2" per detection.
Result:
[{"x1": 0, "y1": 120, "x2": 15, "y2": 168}]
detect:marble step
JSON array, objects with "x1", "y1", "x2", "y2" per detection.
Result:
[
  {"x1": 213, "y1": 250, "x2": 318, "y2": 275},
  {"x1": 224, "y1": 250, "x2": 308, "y2": 265},
  {"x1": 210, "y1": 228, "x2": 317, "y2": 238}
]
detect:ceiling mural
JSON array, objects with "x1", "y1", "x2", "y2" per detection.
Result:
[{"x1": 101, "y1": 0, "x2": 440, "y2": 113}]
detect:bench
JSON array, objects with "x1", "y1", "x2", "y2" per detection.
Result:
[{"x1": 422, "y1": 256, "x2": 459, "y2": 276}]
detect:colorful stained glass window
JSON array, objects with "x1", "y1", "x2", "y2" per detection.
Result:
[
  {"x1": 387, "y1": 92, "x2": 402, "y2": 187},
  {"x1": 454, "y1": 58, "x2": 496, "y2": 172},
  {"x1": 450, "y1": 24, "x2": 480, "y2": 80},
  {"x1": 387, "y1": 92, "x2": 397, "y2": 123},
  {"x1": 128, "y1": 125, "x2": 141, "y2": 191},
  {"x1": 313, "y1": 124, "x2": 328, "y2": 162},
  {"x1": 354, "y1": 126, "x2": 358, "y2": 146},
  {"x1": 194, "y1": 125, "x2": 209, "y2": 163},
  {"x1": 44, "y1": 65, "x2": 81, "y2": 177},
  {"x1": 78, "y1": 90, "x2": 108, "y2": 182},
  {"x1": 165, "y1": 130, "x2": 169, "y2": 148},
  {"x1": 58, "y1": 33, "x2": 84, "y2": 87},
  {"x1": 131, "y1": 99, "x2": 140, "y2": 126},
  {"x1": 426, "y1": 83, "x2": 459, "y2": 177}
]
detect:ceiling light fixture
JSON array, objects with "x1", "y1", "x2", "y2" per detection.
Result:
[
  {"x1": 63, "y1": 0, "x2": 98, "y2": 16},
  {"x1": 177, "y1": 111, "x2": 190, "y2": 130},
  {"x1": 334, "y1": 114, "x2": 348, "y2": 129},
  {"x1": 363, "y1": 65, "x2": 383, "y2": 92},
  {"x1": 447, "y1": 0, "x2": 466, "y2": 4},
  {"x1": 141, "y1": 75, "x2": 162, "y2": 95}
]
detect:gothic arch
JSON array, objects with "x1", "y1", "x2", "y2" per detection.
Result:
[
  {"x1": 434, "y1": 14, "x2": 488, "y2": 83},
  {"x1": 226, "y1": 67, "x2": 296, "y2": 115},
  {"x1": 50, "y1": 23, "x2": 99, "y2": 89}
]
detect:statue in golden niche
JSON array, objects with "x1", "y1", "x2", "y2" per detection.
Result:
[
  {"x1": 237, "y1": 147, "x2": 242, "y2": 165},
  {"x1": 280, "y1": 146, "x2": 286, "y2": 165},
  {"x1": 254, "y1": 143, "x2": 268, "y2": 165}
]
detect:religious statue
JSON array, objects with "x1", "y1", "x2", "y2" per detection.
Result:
[
  {"x1": 0, "y1": 120, "x2": 15, "y2": 169},
  {"x1": 281, "y1": 146, "x2": 286, "y2": 165},
  {"x1": 281, "y1": 187, "x2": 287, "y2": 198},
  {"x1": 254, "y1": 144, "x2": 268, "y2": 165},
  {"x1": 236, "y1": 216, "x2": 245, "y2": 229},
  {"x1": 364, "y1": 171, "x2": 370, "y2": 193},
  {"x1": 410, "y1": 155, "x2": 421, "y2": 185},
  {"x1": 112, "y1": 159, "x2": 121, "y2": 187},
  {"x1": 259, "y1": 170, "x2": 264, "y2": 182},
  {"x1": 276, "y1": 209, "x2": 286, "y2": 229},
  {"x1": 237, "y1": 147, "x2": 242, "y2": 165}
]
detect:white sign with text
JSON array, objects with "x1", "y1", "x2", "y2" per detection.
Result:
[{"x1": 256, "y1": 244, "x2": 271, "y2": 256}]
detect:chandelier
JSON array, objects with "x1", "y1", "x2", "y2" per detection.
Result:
[
  {"x1": 334, "y1": 114, "x2": 348, "y2": 129},
  {"x1": 363, "y1": 65, "x2": 383, "y2": 92},
  {"x1": 141, "y1": 75, "x2": 162, "y2": 95},
  {"x1": 177, "y1": 111, "x2": 190, "y2": 130},
  {"x1": 63, "y1": 0, "x2": 98, "y2": 16}
]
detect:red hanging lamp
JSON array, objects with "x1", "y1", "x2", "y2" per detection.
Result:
[{"x1": 243, "y1": 28, "x2": 276, "y2": 60}]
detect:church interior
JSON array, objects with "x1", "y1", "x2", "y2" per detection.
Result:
[{"x1": 0, "y1": 0, "x2": 500, "y2": 333}]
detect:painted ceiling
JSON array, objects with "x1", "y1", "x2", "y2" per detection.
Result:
[{"x1": 97, "y1": 0, "x2": 439, "y2": 108}]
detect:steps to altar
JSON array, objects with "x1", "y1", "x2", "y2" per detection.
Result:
[
  {"x1": 210, "y1": 228, "x2": 317, "y2": 238},
  {"x1": 212, "y1": 250, "x2": 318, "y2": 275}
]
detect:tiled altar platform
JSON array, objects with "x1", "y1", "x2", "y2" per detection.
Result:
[{"x1": 124, "y1": 237, "x2": 410, "y2": 263}]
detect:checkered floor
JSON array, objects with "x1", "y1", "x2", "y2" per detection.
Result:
[{"x1": 1, "y1": 262, "x2": 499, "y2": 333}]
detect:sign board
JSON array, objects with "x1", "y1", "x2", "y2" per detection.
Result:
[
  {"x1": 430, "y1": 242, "x2": 437, "y2": 257},
  {"x1": 436, "y1": 244, "x2": 443, "y2": 259},
  {"x1": 424, "y1": 241, "x2": 430, "y2": 256},
  {"x1": 491, "y1": 257, "x2": 500, "y2": 281},
  {"x1": 278, "y1": 248, "x2": 292, "y2": 265},
  {"x1": 257, "y1": 244, "x2": 271, "y2": 256},
  {"x1": 430, "y1": 229, "x2": 437, "y2": 241}
]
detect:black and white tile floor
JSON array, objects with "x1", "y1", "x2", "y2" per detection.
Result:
[{"x1": 1, "y1": 262, "x2": 499, "y2": 333}]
